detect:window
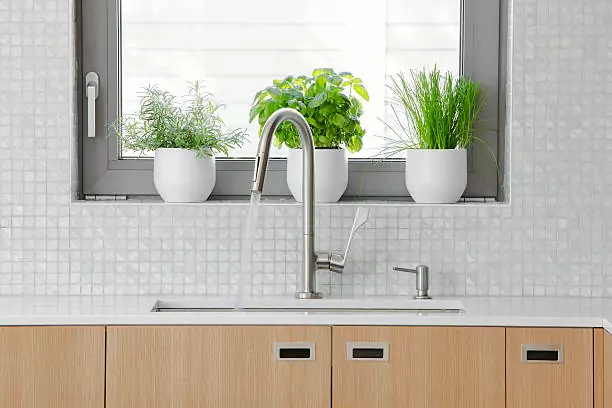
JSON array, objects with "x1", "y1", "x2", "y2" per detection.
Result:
[{"x1": 80, "y1": 0, "x2": 504, "y2": 199}]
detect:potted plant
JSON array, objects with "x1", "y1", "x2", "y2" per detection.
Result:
[
  {"x1": 381, "y1": 67, "x2": 486, "y2": 204},
  {"x1": 110, "y1": 82, "x2": 246, "y2": 203},
  {"x1": 249, "y1": 68, "x2": 369, "y2": 203}
]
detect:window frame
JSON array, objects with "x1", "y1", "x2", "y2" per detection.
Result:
[{"x1": 79, "y1": 0, "x2": 504, "y2": 199}]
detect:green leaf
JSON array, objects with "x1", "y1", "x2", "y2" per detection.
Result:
[
  {"x1": 263, "y1": 101, "x2": 280, "y2": 118},
  {"x1": 332, "y1": 113, "x2": 347, "y2": 127},
  {"x1": 308, "y1": 92, "x2": 327, "y2": 108},
  {"x1": 249, "y1": 104, "x2": 264, "y2": 123},
  {"x1": 319, "y1": 103, "x2": 335, "y2": 116},
  {"x1": 334, "y1": 92, "x2": 350, "y2": 103},
  {"x1": 348, "y1": 135, "x2": 363, "y2": 153},
  {"x1": 268, "y1": 87, "x2": 282, "y2": 101},
  {"x1": 305, "y1": 84, "x2": 318, "y2": 98},
  {"x1": 327, "y1": 75, "x2": 343, "y2": 86},
  {"x1": 352, "y1": 84, "x2": 370, "y2": 101},
  {"x1": 306, "y1": 117, "x2": 321, "y2": 128},
  {"x1": 315, "y1": 75, "x2": 327, "y2": 89},
  {"x1": 280, "y1": 75, "x2": 294, "y2": 85},
  {"x1": 251, "y1": 89, "x2": 267, "y2": 105},
  {"x1": 313, "y1": 68, "x2": 333, "y2": 77}
]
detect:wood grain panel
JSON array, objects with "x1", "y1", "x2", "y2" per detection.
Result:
[
  {"x1": 106, "y1": 326, "x2": 331, "y2": 408},
  {"x1": 332, "y1": 326, "x2": 505, "y2": 408},
  {"x1": 606, "y1": 330, "x2": 612, "y2": 408},
  {"x1": 596, "y1": 329, "x2": 612, "y2": 408},
  {"x1": 0, "y1": 326, "x2": 105, "y2": 408},
  {"x1": 596, "y1": 329, "x2": 604, "y2": 408},
  {"x1": 506, "y1": 327, "x2": 593, "y2": 408}
]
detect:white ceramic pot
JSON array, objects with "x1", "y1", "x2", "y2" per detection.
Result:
[
  {"x1": 405, "y1": 148, "x2": 467, "y2": 204},
  {"x1": 287, "y1": 148, "x2": 348, "y2": 203},
  {"x1": 154, "y1": 148, "x2": 216, "y2": 203}
]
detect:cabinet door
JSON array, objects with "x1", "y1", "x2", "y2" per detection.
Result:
[
  {"x1": 506, "y1": 327, "x2": 593, "y2": 408},
  {"x1": 595, "y1": 329, "x2": 612, "y2": 408},
  {"x1": 0, "y1": 326, "x2": 105, "y2": 408},
  {"x1": 106, "y1": 326, "x2": 331, "y2": 408},
  {"x1": 332, "y1": 326, "x2": 505, "y2": 408}
]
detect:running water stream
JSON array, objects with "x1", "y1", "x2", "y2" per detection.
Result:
[{"x1": 235, "y1": 191, "x2": 262, "y2": 309}]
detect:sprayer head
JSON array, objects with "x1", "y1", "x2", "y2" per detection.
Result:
[{"x1": 252, "y1": 155, "x2": 266, "y2": 193}]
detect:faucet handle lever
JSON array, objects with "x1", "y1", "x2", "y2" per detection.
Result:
[
  {"x1": 321, "y1": 207, "x2": 369, "y2": 273},
  {"x1": 343, "y1": 207, "x2": 369, "y2": 260}
]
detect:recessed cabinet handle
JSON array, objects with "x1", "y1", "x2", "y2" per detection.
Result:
[
  {"x1": 521, "y1": 344, "x2": 563, "y2": 363},
  {"x1": 274, "y1": 342, "x2": 315, "y2": 361},
  {"x1": 346, "y1": 342, "x2": 389, "y2": 361}
]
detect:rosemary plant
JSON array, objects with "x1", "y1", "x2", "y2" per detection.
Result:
[{"x1": 109, "y1": 82, "x2": 246, "y2": 157}]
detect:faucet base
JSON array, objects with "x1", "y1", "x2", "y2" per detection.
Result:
[{"x1": 295, "y1": 291, "x2": 323, "y2": 300}]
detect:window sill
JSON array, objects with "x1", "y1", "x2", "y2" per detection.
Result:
[{"x1": 72, "y1": 195, "x2": 507, "y2": 208}]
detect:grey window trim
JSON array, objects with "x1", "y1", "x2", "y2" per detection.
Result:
[{"x1": 80, "y1": 0, "x2": 504, "y2": 199}]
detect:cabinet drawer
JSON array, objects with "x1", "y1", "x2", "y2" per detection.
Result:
[
  {"x1": 0, "y1": 326, "x2": 105, "y2": 408},
  {"x1": 506, "y1": 327, "x2": 593, "y2": 408},
  {"x1": 106, "y1": 326, "x2": 331, "y2": 408},
  {"x1": 332, "y1": 326, "x2": 505, "y2": 408}
]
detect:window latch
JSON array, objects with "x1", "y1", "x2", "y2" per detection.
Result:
[{"x1": 85, "y1": 72, "x2": 100, "y2": 138}]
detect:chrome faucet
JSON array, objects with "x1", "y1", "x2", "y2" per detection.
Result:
[{"x1": 251, "y1": 108, "x2": 369, "y2": 299}]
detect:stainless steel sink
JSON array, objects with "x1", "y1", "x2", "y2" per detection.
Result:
[{"x1": 151, "y1": 298, "x2": 465, "y2": 314}]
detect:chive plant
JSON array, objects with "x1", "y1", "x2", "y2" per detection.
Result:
[{"x1": 380, "y1": 67, "x2": 485, "y2": 156}]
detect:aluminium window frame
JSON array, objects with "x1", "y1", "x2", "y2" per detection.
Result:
[{"x1": 79, "y1": 0, "x2": 504, "y2": 199}]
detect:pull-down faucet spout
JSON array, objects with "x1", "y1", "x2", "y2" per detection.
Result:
[
  {"x1": 252, "y1": 108, "x2": 369, "y2": 299},
  {"x1": 251, "y1": 108, "x2": 320, "y2": 299}
]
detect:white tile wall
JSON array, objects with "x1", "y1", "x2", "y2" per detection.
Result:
[{"x1": 1, "y1": 0, "x2": 612, "y2": 298}]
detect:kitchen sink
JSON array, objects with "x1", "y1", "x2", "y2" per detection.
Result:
[{"x1": 151, "y1": 298, "x2": 465, "y2": 314}]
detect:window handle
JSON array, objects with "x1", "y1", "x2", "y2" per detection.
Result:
[{"x1": 85, "y1": 72, "x2": 100, "y2": 138}]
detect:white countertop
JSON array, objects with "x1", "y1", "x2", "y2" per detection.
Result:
[{"x1": 1, "y1": 295, "x2": 612, "y2": 334}]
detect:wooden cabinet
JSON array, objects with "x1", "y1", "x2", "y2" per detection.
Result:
[
  {"x1": 0, "y1": 326, "x2": 105, "y2": 408},
  {"x1": 332, "y1": 326, "x2": 505, "y2": 408},
  {"x1": 595, "y1": 329, "x2": 612, "y2": 408},
  {"x1": 106, "y1": 326, "x2": 331, "y2": 408},
  {"x1": 4, "y1": 324, "x2": 594, "y2": 408},
  {"x1": 506, "y1": 327, "x2": 593, "y2": 408}
]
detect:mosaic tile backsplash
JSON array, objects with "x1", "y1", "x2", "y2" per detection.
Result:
[{"x1": 1, "y1": 0, "x2": 612, "y2": 297}]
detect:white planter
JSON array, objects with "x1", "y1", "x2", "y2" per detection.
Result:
[
  {"x1": 405, "y1": 148, "x2": 467, "y2": 204},
  {"x1": 287, "y1": 148, "x2": 348, "y2": 203},
  {"x1": 154, "y1": 148, "x2": 216, "y2": 203}
]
